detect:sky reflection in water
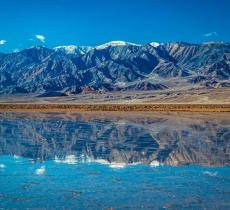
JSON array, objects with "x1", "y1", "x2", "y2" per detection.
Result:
[{"x1": 0, "y1": 112, "x2": 229, "y2": 209}]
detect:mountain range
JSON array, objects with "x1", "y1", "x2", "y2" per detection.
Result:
[{"x1": 0, "y1": 41, "x2": 230, "y2": 95}]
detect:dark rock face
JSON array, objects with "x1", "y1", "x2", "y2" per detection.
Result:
[
  {"x1": 0, "y1": 42, "x2": 230, "y2": 94},
  {"x1": 37, "y1": 91, "x2": 68, "y2": 97}
]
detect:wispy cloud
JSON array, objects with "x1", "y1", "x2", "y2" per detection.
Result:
[
  {"x1": 0, "y1": 40, "x2": 7, "y2": 45},
  {"x1": 204, "y1": 32, "x2": 218, "y2": 37},
  {"x1": 35, "y1": 34, "x2": 45, "y2": 43}
]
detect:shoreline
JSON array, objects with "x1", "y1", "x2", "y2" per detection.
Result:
[{"x1": 0, "y1": 103, "x2": 230, "y2": 112}]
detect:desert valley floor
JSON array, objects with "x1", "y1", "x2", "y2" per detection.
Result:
[{"x1": 0, "y1": 88, "x2": 229, "y2": 105}]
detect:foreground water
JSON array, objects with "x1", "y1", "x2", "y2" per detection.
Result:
[{"x1": 0, "y1": 112, "x2": 229, "y2": 209}]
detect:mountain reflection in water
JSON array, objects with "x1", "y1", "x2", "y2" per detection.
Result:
[{"x1": 0, "y1": 112, "x2": 229, "y2": 166}]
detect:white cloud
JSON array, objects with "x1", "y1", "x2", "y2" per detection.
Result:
[
  {"x1": 0, "y1": 40, "x2": 7, "y2": 45},
  {"x1": 35, "y1": 34, "x2": 45, "y2": 43},
  {"x1": 204, "y1": 32, "x2": 218, "y2": 37}
]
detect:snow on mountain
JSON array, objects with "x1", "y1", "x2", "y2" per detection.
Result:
[
  {"x1": 54, "y1": 45, "x2": 93, "y2": 55},
  {"x1": 96, "y1": 41, "x2": 140, "y2": 50}
]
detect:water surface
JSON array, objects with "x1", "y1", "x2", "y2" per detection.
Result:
[{"x1": 0, "y1": 112, "x2": 229, "y2": 209}]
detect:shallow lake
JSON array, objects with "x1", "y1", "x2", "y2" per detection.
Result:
[{"x1": 0, "y1": 112, "x2": 229, "y2": 209}]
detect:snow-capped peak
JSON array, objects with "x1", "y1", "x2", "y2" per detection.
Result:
[
  {"x1": 202, "y1": 41, "x2": 225, "y2": 45},
  {"x1": 54, "y1": 45, "x2": 93, "y2": 55},
  {"x1": 150, "y1": 42, "x2": 161, "y2": 48},
  {"x1": 54, "y1": 45, "x2": 78, "y2": 54},
  {"x1": 96, "y1": 41, "x2": 139, "y2": 50}
]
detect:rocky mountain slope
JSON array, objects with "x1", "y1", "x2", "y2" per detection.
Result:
[{"x1": 0, "y1": 41, "x2": 230, "y2": 94}]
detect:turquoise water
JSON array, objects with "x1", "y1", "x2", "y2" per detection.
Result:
[
  {"x1": 0, "y1": 112, "x2": 229, "y2": 209},
  {"x1": 0, "y1": 156, "x2": 230, "y2": 210}
]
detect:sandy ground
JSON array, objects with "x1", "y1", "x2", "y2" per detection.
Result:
[
  {"x1": 0, "y1": 88, "x2": 229, "y2": 112},
  {"x1": 0, "y1": 103, "x2": 229, "y2": 112},
  {"x1": 0, "y1": 88, "x2": 229, "y2": 104}
]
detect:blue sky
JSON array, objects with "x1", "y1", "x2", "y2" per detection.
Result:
[{"x1": 0, "y1": 0, "x2": 230, "y2": 52}]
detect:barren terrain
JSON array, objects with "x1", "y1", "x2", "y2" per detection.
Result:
[
  {"x1": 0, "y1": 88, "x2": 229, "y2": 104},
  {"x1": 0, "y1": 88, "x2": 229, "y2": 112}
]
